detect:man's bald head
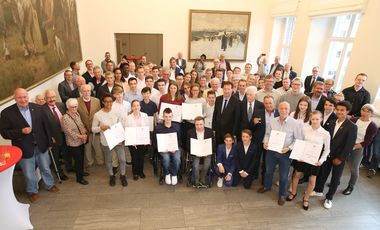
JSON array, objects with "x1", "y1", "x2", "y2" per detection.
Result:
[{"x1": 14, "y1": 88, "x2": 29, "y2": 108}]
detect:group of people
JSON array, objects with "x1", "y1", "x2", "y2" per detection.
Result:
[{"x1": 1, "y1": 51, "x2": 379, "y2": 212}]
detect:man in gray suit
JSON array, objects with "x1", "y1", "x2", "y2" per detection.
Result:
[{"x1": 58, "y1": 70, "x2": 76, "y2": 103}]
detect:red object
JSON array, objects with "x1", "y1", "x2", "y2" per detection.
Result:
[{"x1": 0, "y1": 146, "x2": 22, "y2": 172}]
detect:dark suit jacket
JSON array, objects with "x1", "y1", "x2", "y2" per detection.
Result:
[
  {"x1": 216, "y1": 144, "x2": 236, "y2": 174},
  {"x1": 58, "y1": 80, "x2": 76, "y2": 103},
  {"x1": 322, "y1": 112, "x2": 337, "y2": 131},
  {"x1": 0, "y1": 103, "x2": 52, "y2": 159},
  {"x1": 306, "y1": 93, "x2": 326, "y2": 112},
  {"x1": 304, "y1": 75, "x2": 324, "y2": 94},
  {"x1": 96, "y1": 84, "x2": 114, "y2": 100},
  {"x1": 328, "y1": 118, "x2": 357, "y2": 161},
  {"x1": 82, "y1": 71, "x2": 93, "y2": 84},
  {"x1": 42, "y1": 103, "x2": 66, "y2": 146},
  {"x1": 186, "y1": 127, "x2": 215, "y2": 154},
  {"x1": 239, "y1": 100, "x2": 264, "y2": 140},
  {"x1": 233, "y1": 91, "x2": 247, "y2": 101},
  {"x1": 211, "y1": 67, "x2": 226, "y2": 79},
  {"x1": 235, "y1": 141, "x2": 260, "y2": 175},
  {"x1": 251, "y1": 109, "x2": 279, "y2": 145},
  {"x1": 269, "y1": 63, "x2": 284, "y2": 74},
  {"x1": 212, "y1": 95, "x2": 241, "y2": 144},
  {"x1": 176, "y1": 59, "x2": 187, "y2": 72},
  {"x1": 288, "y1": 71, "x2": 297, "y2": 81}
]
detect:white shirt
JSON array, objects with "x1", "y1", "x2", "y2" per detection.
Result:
[
  {"x1": 333, "y1": 119, "x2": 345, "y2": 137},
  {"x1": 243, "y1": 144, "x2": 250, "y2": 154},
  {"x1": 112, "y1": 100, "x2": 131, "y2": 124},
  {"x1": 323, "y1": 111, "x2": 333, "y2": 125},
  {"x1": 137, "y1": 77, "x2": 146, "y2": 92},
  {"x1": 92, "y1": 109, "x2": 121, "y2": 146},
  {"x1": 196, "y1": 130, "x2": 204, "y2": 140},
  {"x1": 355, "y1": 119, "x2": 371, "y2": 144},
  {"x1": 302, "y1": 125, "x2": 331, "y2": 163},
  {"x1": 205, "y1": 103, "x2": 215, "y2": 129}
]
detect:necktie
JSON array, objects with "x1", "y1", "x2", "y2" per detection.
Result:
[
  {"x1": 222, "y1": 99, "x2": 228, "y2": 113},
  {"x1": 52, "y1": 106, "x2": 61, "y2": 126},
  {"x1": 248, "y1": 103, "x2": 253, "y2": 121},
  {"x1": 310, "y1": 77, "x2": 315, "y2": 87}
]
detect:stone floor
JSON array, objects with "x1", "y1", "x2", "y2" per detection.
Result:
[{"x1": 15, "y1": 161, "x2": 380, "y2": 230}]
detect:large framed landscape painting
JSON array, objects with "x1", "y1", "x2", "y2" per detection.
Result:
[
  {"x1": 189, "y1": 10, "x2": 251, "y2": 61},
  {"x1": 0, "y1": 0, "x2": 82, "y2": 104}
]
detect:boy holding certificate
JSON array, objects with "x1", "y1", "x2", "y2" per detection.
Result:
[
  {"x1": 187, "y1": 116, "x2": 215, "y2": 188},
  {"x1": 258, "y1": 102, "x2": 303, "y2": 206},
  {"x1": 153, "y1": 108, "x2": 182, "y2": 185}
]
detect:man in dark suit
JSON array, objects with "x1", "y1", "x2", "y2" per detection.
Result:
[
  {"x1": 233, "y1": 129, "x2": 260, "y2": 189},
  {"x1": 58, "y1": 69, "x2": 76, "y2": 103},
  {"x1": 187, "y1": 116, "x2": 215, "y2": 187},
  {"x1": 322, "y1": 97, "x2": 338, "y2": 130},
  {"x1": 169, "y1": 57, "x2": 184, "y2": 80},
  {"x1": 82, "y1": 59, "x2": 94, "y2": 84},
  {"x1": 304, "y1": 66, "x2": 324, "y2": 94},
  {"x1": 283, "y1": 63, "x2": 297, "y2": 81},
  {"x1": 176, "y1": 52, "x2": 187, "y2": 72},
  {"x1": 233, "y1": 79, "x2": 248, "y2": 102},
  {"x1": 239, "y1": 86, "x2": 264, "y2": 139},
  {"x1": 43, "y1": 90, "x2": 70, "y2": 180},
  {"x1": 212, "y1": 81, "x2": 241, "y2": 145},
  {"x1": 0, "y1": 88, "x2": 59, "y2": 202},
  {"x1": 96, "y1": 71, "x2": 115, "y2": 100},
  {"x1": 269, "y1": 56, "x2": 284, "y2": 75},
  {"x1": 70, "y1": 76, "x2": 94, "y2": 99},
  {"x1": 313, "y1": 100, "x2": 357, "y2": 209},
  {"x1": 253, "y1": 95, "x2": 279, "y2": 182},
  {"x1": 306, "y1": 81, "x2": 326, "y2": 112}
]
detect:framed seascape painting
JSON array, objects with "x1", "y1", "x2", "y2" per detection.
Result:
[
  {"x1": 0, "y1": 0, "x2": 82, "y2": 104},
  {"x1": 188, "y1": 10, "x2": 251, "y2": 61}
]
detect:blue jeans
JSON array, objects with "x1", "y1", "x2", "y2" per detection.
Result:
[
  {"x1": 19, "y1": 147, "x2": 55, "y2": 194},
  {"x1": 264, "y1": 150, "x2": 291, "y2": 197},
  {"x1": 160, "y1": 150, "x2": 181, "y2": 176},
  {"x1": 370, "y1": 130, "x2": 380, "y2": 170}
]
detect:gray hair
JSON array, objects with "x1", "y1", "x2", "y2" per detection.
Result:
[
  {"x1": 66, "y1": 98, "x2": 78, "y2": 109},
  {"x1": 362, "y1": 104, "x2": 376, "y2": 113},
  {"x1": 246, "y1": 86, "x2": 257, "y2": 94}
]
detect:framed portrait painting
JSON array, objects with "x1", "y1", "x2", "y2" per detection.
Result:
[{"x1": 188, "y1": 10, "x2": 251, "y2": 61}]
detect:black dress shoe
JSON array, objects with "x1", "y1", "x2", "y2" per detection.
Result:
[
  {"x1": 77, "y1": 179, "x2": 89, "y2": 185},
  {"x1": 120, "y1": 175, "x2": 128, "y2": 187},
  {"x1": 139, "y1": 173, "x2": 146, "y2": 179},
  {"x1": 133, "y1": 175, "x2": 139, "y2": 181},
  {"x1": 343, "y1": 186, "x2": 354, "y2": 195},
  {"x1": 59, "y1": 174, "x2": 69, "y2": 181},
  {"x1": 83, "y1": 172, "x2": 90, "y2": 177},
  {"x1": 109, "y1": 176, "x2": 116, "y2": 186}
]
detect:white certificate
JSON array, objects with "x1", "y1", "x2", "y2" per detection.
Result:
[
  {"x1": 268, "y1": 130, "x2": 286, "y2": 153},
  {"x1": 148, "y1": 116, "x2": 154, "y2": 132},
  {"x1": 156, "y1": 133, "x2": 179, "y2": 152},
  {"x1": 124, "y1": 126, "x2": 150, "y2": 146},
  {"x1": 182, "y1": 103, "x2": 203, "y2": 120},
  {"x1": 190, "y1": 138, "x2": 212, "y2": 157},
  {"x1": 159, "y1": 102, "x2": 182, "y2": 122},
  {"x1": 104, "y1": 122, "x2": 125, "y2": 150},
  {"x1": 290, "y1": 139, "x2": 323, "y2": 166}
]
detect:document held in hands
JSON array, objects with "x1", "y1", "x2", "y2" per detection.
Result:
[
  {"x1": 125, "y1": 126, "x2": 150, "y2": 146},
  {"x1": 182, "y1": 103, "x2": 203, "y2": 120},
  {"x1": 267, "y1": 130, "x2": 286, "y2": 153},
  {"x1": 156, "y1": 133, "x2": 179, "y2": 152},
  {"x1": 190, "y1": 138, "x2": 212, "y2": 157},
  {"x1": 290, "y1": 139, "x2": 323, "y2": 166},
  {"x1": 104, "y1": 122, "x2": 125, "y2": 150},
  {"x1": 159, "y1": 102, "x2": 182, "y2": 122},
  {"x1": 148, "y1": 116, "x2": 154, "y2": 132}
]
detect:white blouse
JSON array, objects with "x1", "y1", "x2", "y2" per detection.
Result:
[
  {"x1": 124, "y1": 112, "x2": 149, "y2": 127},
  {"x1": 92, "y1": 109, "x2": 121, "y2": 146},
  {"x1": 355, "y1": 119, "x2": 371, "y2": 144},
  {"x1": 302, "y1": 125, "x2": 331, "y2": 164}
]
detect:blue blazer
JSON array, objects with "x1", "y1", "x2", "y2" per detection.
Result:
[{"x1": 216, "y1": 144, "x2": 236, "y2": 175}]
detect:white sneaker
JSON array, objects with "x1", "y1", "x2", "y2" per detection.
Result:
[
  {"x1": 310, "y1": 191, "x2": 323, "y2": 197},
  {"x1": 275, "y1": 180, "x2": 279, "y2": 186},
  {"x1": 217, "y1": 178, "x2": 223, "y2": 188},
  {"x1": 165, "y1": 174, "x2": 171, "y2": 185},
  {"x1": 171, "y1": 176, "x2": 178, "y2": 185},
  {"x1": 324, "y1": 199, "x2": 332, "y2": 209}
]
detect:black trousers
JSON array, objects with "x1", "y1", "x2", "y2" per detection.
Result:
[
  {"x1": 260, "y1": 149, "x2": 267, "y2": 184},
  {"x1": 50, "y1": 137, "x2": 71, "y2": 174},
  {"x1": 129, "y1": 145, "x2": 147, "y2": 175},
  {"x1": 314, "y1": 157, "x2": 346, "y2": 200},
  {"x1": 68, "y1": 145, "x2": 84, "y2": 182},
  {"x1": 232, "y1": 173, "x2": 254, "y2": 189}
]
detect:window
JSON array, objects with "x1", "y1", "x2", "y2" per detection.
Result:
[
  {"x1": 270, "y1": 16, "x2": 296, "y2": 65},
  {"x1": 322, "y1": 13, "x2": 361, "y2": 91}
]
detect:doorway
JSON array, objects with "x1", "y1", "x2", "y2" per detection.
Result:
[{"x1": 115, "y1": 33, "x2": 163, "y2": 65}]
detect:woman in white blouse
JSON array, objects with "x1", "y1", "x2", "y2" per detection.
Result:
[
  {"x1": 287, "y1": 111, "x2": 330, "y2": 210},
  {"x1": 125, "y1": 100, "x2": 149, "y2": 181},
  {"x1": 92, "y1": 94, "x2": 127, "y2": 187},
  {"x1": 289, "y1": 96, "x2": 312, "y2": 125}
]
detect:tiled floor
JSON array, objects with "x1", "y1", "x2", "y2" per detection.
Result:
[{"x1": 15, "y1": 161, "x2": 380, "y2": 230}]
